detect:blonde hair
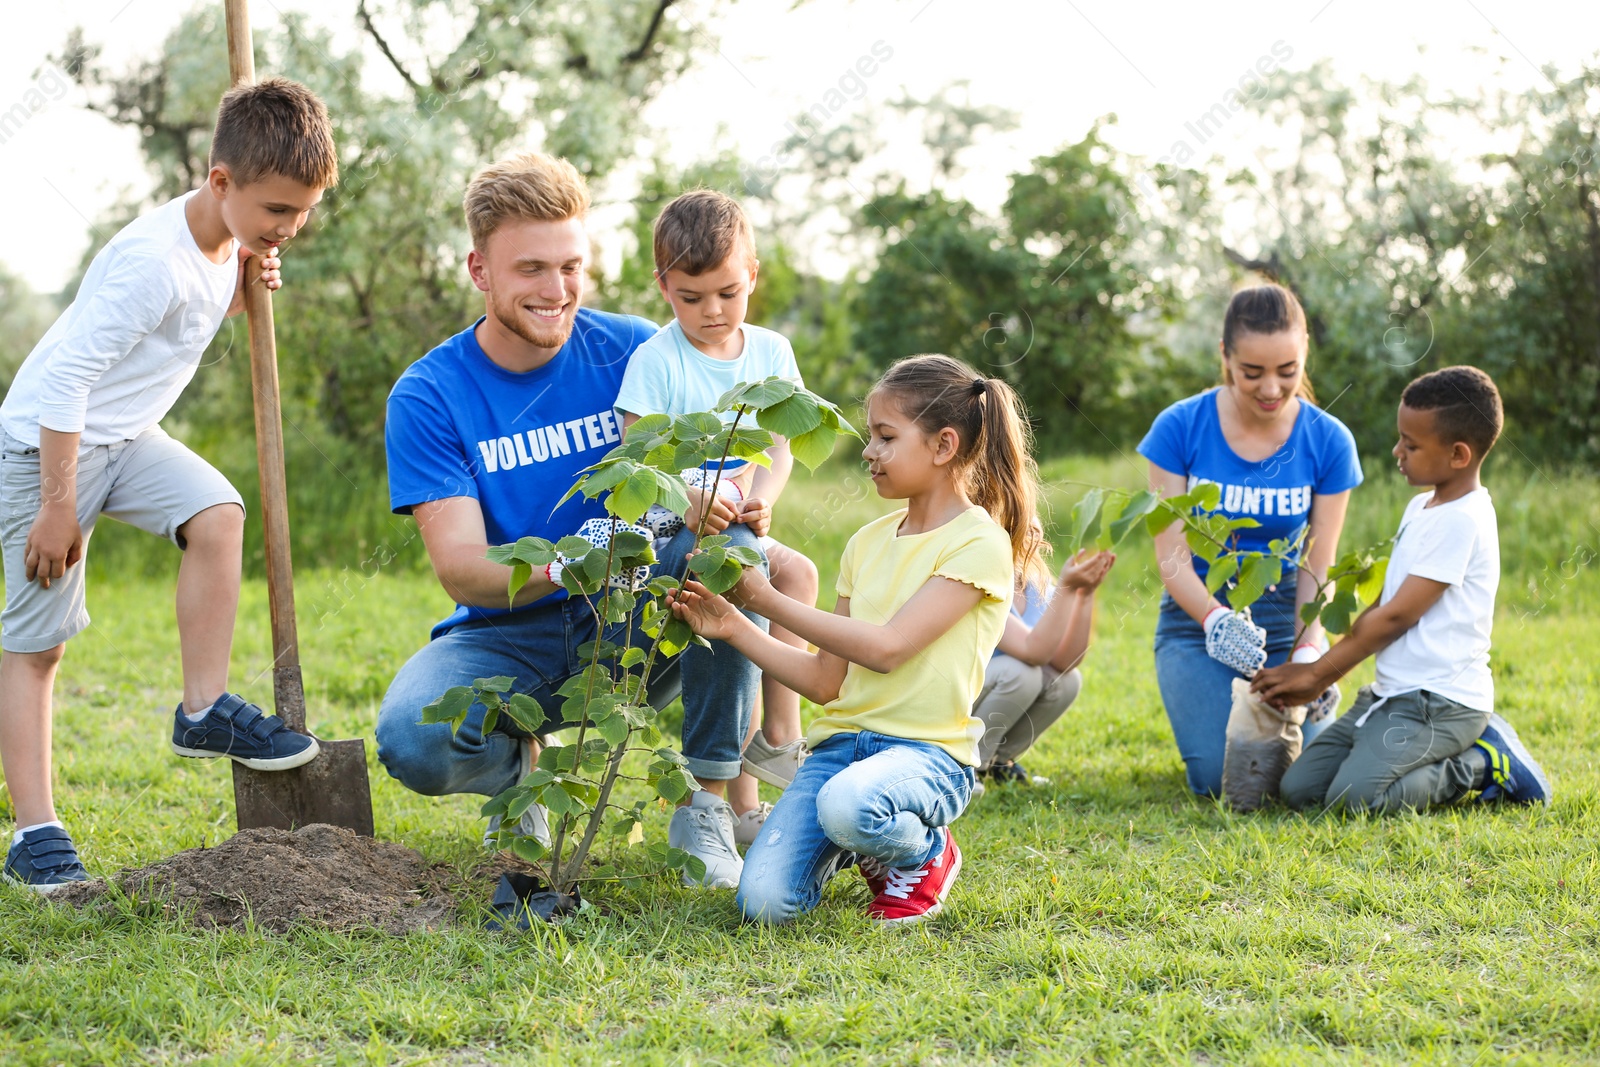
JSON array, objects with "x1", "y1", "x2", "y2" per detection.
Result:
[
  {"x1": 871, "y1": 354, "x2": 1043, "y2": 578},
  {"x1": 464, "y1": 152, "x2": 590, "y2": 250}
]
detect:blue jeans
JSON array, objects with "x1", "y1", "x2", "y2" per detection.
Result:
[
  {"x1": 736, "y1": 730, "x2": 974, "y2": 925},
  {"x1": 1152, "y1": 581, "x2": 1325, "y2": 797},
  {"x1": 375, "y1": 524, "x2": 768, "y2": 798}
]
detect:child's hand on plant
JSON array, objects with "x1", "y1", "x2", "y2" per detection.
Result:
[
  {"x1": 1058, "y1": 549, "x2": 1115, "y2": 592},
  {"x1": 684, "y1": 484, "x2": 738, "y2": 534},
  {"x1": 1250, "y1": 662, "x2": 1326, "y2": 708},
  {"x1": 666, "y1": 579, "x2": 742, "y2": 641}
]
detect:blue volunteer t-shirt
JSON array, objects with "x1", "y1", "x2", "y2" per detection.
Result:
[
  {"x1": 1137, "y1": 388, "x2": 1362, "y2": 581},
  {"x1": 386, "y1": 309, "x2": 657, "y2": 637}
]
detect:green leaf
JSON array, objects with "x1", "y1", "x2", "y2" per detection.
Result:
[
  {"x1": 1067, "y1": 488, "x2": 1105, "y2": 553},
  {"x1": 672, "y1": 412, "x2": 722, "y2": 440},
  {"x1": 620, "y1": 646, "x2": 646, "y2": 669},
  {"x1": 647, "y1": 575, "x2": 681, "y2": 596},
  {"x1": 1300, "y1": 595, "x2": 1327, "y2": 627},
  {"x1": 1322, "y1": 587, "x2": 1362, "y2": 634},
  {"x1": 555, "y1": 536, "x2": 592, "y2": 557},
  {"x1": 756, "y1": 393, "x2": 824, "y2": 438},
  {"x1": 507, "y1": 561, "x2": 533, "y2": 605},
  {"x1": 596, "y1": 714, "x2": 630, "y2": 747},
  {"x1": 632, "y1": 413, "x2": 674, "y2": 436},
  {"x1": 698, "y1": 557, "x2": 745, "y2": 596},
  {"x1": 722, "y1": 425, "x2": 776, "y2": 461},
  {"x1": 1230, "y1": 553, "x2": 1280, "y2": 609},
  {"x1": 505, "y1": 693, "x2": 545, "y2": 733},
  {"x1": 419, "y1": 686, "x2": 475, "y2": 726},
  {"x1": 658, "y1": 616, "x2": 695, "y2": 656},
  {"x1": 688, "y1": 547, "x2": 728, "y2": 573},
  {"x1": 1093, "y1": 494, "x2": 1126, "y2": 551},
  {"x1": 475, "y1": 676, "x2": 514, "y2": 692},
  {"x1": 608, "y1": 467, "x2": 658, "y2": 523},
  {"x1": 601, "y1": 590, "x2": 634, "y2": 623},
  {"x1": 1146, "y1": 501, "x2": 1182, "y2": 537},
  {"x1": 1356, "y1": 557, "x2": 1389, "y2": 605},
  {"x1": 510, "y1": 837, "x2": 547, "y2": 864},
  {"x1": 1185, "y1": 525, "x2": 1222, "y2": 565},
  {"x1": 1110, "y1": 490, "x2": 1159, "y2": 545},
  {"x1": 1204, "y1": 554, "x2": 1238, "y2": 594},
  {"x1": 1191, "y1": 482, "x2": 1222, "y2": 511},
  {"x1": 788, "y1": 426, "x2": 837, "y2": 470},
  {"x1": 726, "y1": 546, "x2": 763, "y2": 567},
  {"x1": 734, "y1": 376, "x2": 798, "y2": 409},
  {"x1": 653, "y1": 472, "x2": 690, "y2": 517}
]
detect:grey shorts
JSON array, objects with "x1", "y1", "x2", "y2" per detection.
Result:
[{"x1": 0, "y1": 426, "x2": 244, "y2": 653}]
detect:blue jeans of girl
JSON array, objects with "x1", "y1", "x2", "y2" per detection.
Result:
[
  {"x1": 735, "y1": 730, "x2": 974, "y2": 925},
  {"x1": 1153, "y1": 581, "x2": 1329, "y2": 797}
]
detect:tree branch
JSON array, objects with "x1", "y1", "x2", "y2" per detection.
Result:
[{"x1": 356, "y1": 0, "x2": 424, "y2": 99}]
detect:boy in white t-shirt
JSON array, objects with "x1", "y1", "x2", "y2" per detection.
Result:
[
  {"x1": 614, "y1": 190, "x2": 820, "y2": 879},
  {"x1": 1, "y1": 80, "x2": 339, "y2": 891},
  {"x1": 1254, "y1": 366, "x2": 1551, "y2": 812}
]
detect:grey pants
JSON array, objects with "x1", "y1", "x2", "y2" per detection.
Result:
[
  {"x1": 973, "y1": 656, "x2": 1082, "y2": 769},
  {"x1": 1280, "y1": 686, "x2": 1488, "y2": 814}
]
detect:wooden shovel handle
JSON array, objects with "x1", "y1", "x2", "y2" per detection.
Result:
[{"x1": 227, "y1": 0, "x2": 307, "y2": 733}]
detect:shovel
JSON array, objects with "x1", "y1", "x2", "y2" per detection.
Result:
[{"x1": 224, "y1": 0, "x2": 374, "y2": 836}]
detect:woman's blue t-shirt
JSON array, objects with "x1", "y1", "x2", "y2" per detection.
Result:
[{"x1": 1136, "y1": 388, "x2": 1362, "y2": 581}]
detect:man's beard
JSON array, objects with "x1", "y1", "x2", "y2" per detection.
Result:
[{"x1": 489, "y1": 289, "x2": 575, "y2": 350}]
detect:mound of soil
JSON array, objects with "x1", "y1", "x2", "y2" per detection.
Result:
[{"x1": 55, "y1": 824, "x2": 455, "y2": 934}]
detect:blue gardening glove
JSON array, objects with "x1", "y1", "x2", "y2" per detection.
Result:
[
  {"x1": 1292, "y1": 642, "x2": 1341, "y2": 723},
  {"x1": 545, "y1": 517, "x2": 653, "y2": 592},
  {"x1": 1203, "y1": 606, "x2": 1268, "y2": 676}
]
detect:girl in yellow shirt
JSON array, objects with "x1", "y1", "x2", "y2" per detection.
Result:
[{"x1": 669, "y1": 353, "x2": 1039, "y2": 925}]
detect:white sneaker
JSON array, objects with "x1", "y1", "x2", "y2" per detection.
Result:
[
  {"x1": 733, "y1": 801, "x2": 773, "y2": 848},
  {"x1": 742, "y1": 735, "x2": 807, "y2": 789},
  {"x1": 668, "y1": 791, "x2": 743, "y2": 888},
  {"x1": 484, "y1": 736, "x2": 551, "y2": 850}
]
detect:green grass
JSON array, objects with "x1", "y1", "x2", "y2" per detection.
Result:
[{"x1": 3, "y1": 456, "x2": 1599, "y2": 1065}]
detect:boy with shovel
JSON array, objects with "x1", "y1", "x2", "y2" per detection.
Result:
[{"x1": 0, "y1": 79, "x2": 339, "y2": 891}]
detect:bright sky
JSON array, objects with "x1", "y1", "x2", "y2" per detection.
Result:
[{"x1": 2, "y1": 0, "x2": 1596, "y2": 294}]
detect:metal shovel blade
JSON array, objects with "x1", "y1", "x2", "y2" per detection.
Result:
[{"x1": 233, "y1": 738, "x2": 375, "y2": 836}]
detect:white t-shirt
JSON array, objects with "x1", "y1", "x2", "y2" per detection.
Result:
[
  {"x1": 1372, "y1": 487, "x2": 1499, "y2": 711},
  {"x1": 1, "y1": 191, "x2": 238, "y2": 447},
  {"x1": 612, "y1": 320, "x2": 802, "y2": 480}
]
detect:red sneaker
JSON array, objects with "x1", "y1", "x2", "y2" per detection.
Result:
[
  {"x1": 866, "y1": 828, "x2": 962, "y2": 926},
  {"x1": 856, "y1": 853, "x2": 890, "y2": 896}
]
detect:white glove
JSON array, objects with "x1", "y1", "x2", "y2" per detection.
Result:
[
  {"x1": 545, "y1": 517, "x2": 653, "y2": 592},
  {"x1": 1292, "y1": 641, "x2": 1341, "y2": 722},
  {"x1": 1203, "y1": 606, "x2": 1268, "y2": 676}
]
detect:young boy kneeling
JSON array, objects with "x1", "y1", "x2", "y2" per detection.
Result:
[{"x1": 1253, "y1": 365, "x2": 1551, "y2": 812}]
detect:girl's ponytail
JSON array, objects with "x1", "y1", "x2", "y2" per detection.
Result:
[{"x1": 873, "y1": 355, "x2": 1042, "y2": 577}]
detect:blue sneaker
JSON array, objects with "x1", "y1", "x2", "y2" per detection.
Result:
[
  {"x1": 4, "y1": 825, "x2": 89, "y2": 893},
  {"x1": 1474, "y1": 714, "x2": 1552, "y2": 807},
  {"x1": 171, "y1": 693, "x2": 320, "y2": 771}
]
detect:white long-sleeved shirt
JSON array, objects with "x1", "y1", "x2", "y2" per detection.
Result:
[{"x1": 1, "y1": 191, "x2": 238, "y2": 447}]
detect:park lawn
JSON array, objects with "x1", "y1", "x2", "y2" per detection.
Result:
[{"x1": 1, "y1": 455, "x2": 1597, "y2": 1065}]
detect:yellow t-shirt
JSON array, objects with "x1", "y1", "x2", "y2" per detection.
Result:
[{"x1": 806, "y1": 506, "x2": 1014, "y2": 765}]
